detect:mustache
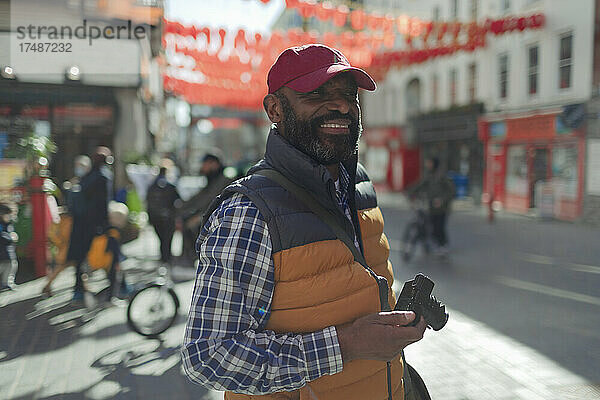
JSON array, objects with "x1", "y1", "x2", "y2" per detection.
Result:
[{"x1": 310, "y1": 111, "x2": 360, "y2": 133}]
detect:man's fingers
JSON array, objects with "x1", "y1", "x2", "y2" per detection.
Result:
[{"x1": 379, "y1": 311, "x2": 416, "y2": 325}]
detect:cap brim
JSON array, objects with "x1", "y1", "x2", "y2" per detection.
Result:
[{"x1": 285, "y1": 64, "x2": 376, "y2": 93}]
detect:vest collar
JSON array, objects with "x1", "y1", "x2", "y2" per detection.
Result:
[{"x1": 255, "y1": 127, "x2": 358, "y2": 209}]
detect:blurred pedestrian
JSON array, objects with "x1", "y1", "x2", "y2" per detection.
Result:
[
  {"x1": 86, "y1": 201, "x2": 132, "y2": 302},
  {"x1": 43, "y1": 155, "x2": 92, "y2": 296},
  {"x1": 408, "y1": 157, "x2": 455, "y2": 254},
  {"x1": 0, "y1": 202, "x2": 18, "y2": 291},
  {"x1": 67, "y1": 146, "x2": 113, "y2": 301},
  {"x1": 178, "y1": 152, "x2": 234, "y2": 260},
  {"x1": 146, "y1": 163, "x2": 181, "y2": 263}
]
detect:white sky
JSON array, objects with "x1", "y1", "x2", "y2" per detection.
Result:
[{"x1": 165, "y1": 0, "x2": 286, "y2": 33}]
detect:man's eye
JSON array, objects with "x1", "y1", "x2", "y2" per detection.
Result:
[{"x1": 308, "y1": 90, "x2": 321, "y2": 96}]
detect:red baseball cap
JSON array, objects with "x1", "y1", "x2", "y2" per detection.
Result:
[{"x1": 267, "y1": 44, "x2": 376, "y2": 94}]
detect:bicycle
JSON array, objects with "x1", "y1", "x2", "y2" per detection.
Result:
[
  {"x1": 122, "y1": 257, "x2": 180, "y2": 337},
  {"x1": 401, "y1": 197, "x2": 431, "y2": 262}
]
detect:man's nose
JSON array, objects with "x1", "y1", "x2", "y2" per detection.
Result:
[{"x1": 326, "y1": 95, "x2": 350, "y2": 114}]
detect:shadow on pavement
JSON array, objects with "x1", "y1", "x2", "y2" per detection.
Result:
[{"x1": 0, "y1": 288, "x2": 136, "y2": 363}]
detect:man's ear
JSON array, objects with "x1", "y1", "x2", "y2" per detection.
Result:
[{"x1": 263, "y1": 94, "x2": 283, "y2": 124}]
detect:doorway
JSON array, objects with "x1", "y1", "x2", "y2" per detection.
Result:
[{"x1": 529, "y1": 147, "x2": 549, "y2": 208}]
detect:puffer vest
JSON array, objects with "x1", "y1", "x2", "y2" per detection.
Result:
[{"x1": 207, "y1": 131, "x2": 403, "y2": 400}]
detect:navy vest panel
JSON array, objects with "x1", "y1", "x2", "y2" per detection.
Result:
[{"x1": 203, "y1": 164, "x2": 377, "y2": 255}]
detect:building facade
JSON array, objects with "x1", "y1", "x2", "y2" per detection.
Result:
[
  {"x1": 0, "y1": 0, "x2": 164, "y2": 188},
  {"x1": 362, "y1": 0, "x2": 595, "y2": 221}
]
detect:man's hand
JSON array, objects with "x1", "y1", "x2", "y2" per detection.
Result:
[{"x1": 336, "y1": 311, "x2": 426, "y2": 363}]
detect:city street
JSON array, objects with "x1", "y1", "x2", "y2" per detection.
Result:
[
  {"x1": 381, "y1": 203, "x2": 600, "y2": 385},
  {"x1": 1, "y1": 203, "x2": 600, "y2": 399}
]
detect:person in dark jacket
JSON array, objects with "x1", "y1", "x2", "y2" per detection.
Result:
[
  {"x1": 0, "y1": 202, "x2": 18, "y2": 291},
  {"x1": 408, "y1": 157, "x2": 455, "y2": 252},
  {"x1": 178, "y1": 153, "x2": 234, "y2": 260},
  {"x1": 42, "y1": 155, "x2": 91, "y2": 296},
  {"x1": 146, "y1": 165, "x2": 181, "y2": 262},
  {"x1": 67, "y1": 146, "x2": 113, "y2": 301}
]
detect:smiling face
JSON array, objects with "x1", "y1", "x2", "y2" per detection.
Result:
[{"x1": 269, "y1": 73, "x2": 362, "y2": 165}]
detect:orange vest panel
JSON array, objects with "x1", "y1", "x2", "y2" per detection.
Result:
[{"x1": 226, "y1": 207, "x2": 404, "y2": 400}]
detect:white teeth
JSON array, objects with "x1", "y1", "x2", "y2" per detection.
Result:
[{"x1": 320, "y1": 123, "x2": 348, "y2": 128}]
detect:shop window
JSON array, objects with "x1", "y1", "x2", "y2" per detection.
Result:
[
  {"x1": 528, "y1": 45, "x2": 539, "y2": 95},
  {"x1": 365, "y1": 147, "x2": 389, "y2": 183},
  {"x1": 552, "y1": 145, "x2": 578, "y2": 199},
  {"x1": 559, "y1": 32, "x2": 573, "y2": 89},
  {"x1": 499, "y1": 53, "x2": 509, "y2": 99},
  {"x1": 468, "y1": 63, "x2": 477, "y2": 102},
  {"x1": 506, "y1": 145, "x2": 528, "y2": 196},
  {"x1": 450, "y1": 68, "x2": 458, "y2": 105}
]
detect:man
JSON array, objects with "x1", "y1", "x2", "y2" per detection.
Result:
[
  {"x1": 146, "y1": 164, "x2": 181, "y2": 263},
  {"x1": 178, "y1": 152, "x2": 234, "y2": 260},
  {"x1": 408, "y1": 157, "x2": 455, "y2": 254},
  {"x1": 67, "y1": 146, "x2": 113, "y2": 301},
  {"x1": 182, "y1": 44, "x2": 427, "y2": 400}
]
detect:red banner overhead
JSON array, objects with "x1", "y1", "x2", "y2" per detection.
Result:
[{"x1": 163, "y1": 12, "x2": 545, "y2": 109}]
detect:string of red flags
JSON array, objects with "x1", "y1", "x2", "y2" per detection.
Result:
[{"x1": 163, "y1": 13, "x2": 545, "y2": 109}]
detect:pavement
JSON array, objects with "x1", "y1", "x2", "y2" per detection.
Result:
[{"x1": 1, "y1": 203, "x2": 600, "y2": 400}]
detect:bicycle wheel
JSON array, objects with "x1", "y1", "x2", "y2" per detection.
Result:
[
  {"x1": 127, "y1": 284, "x2": 180, "y2": 337},
  {"x1": 402, "y1": 222, "x2": 419, "y2": 262}
]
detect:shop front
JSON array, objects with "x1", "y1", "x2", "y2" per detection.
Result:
[
  {"x1": 479, "y1": 105, "x2": 585, "y2": 221},
  {"x1": 411, "y1": 104, "x2": 485, "y2": 200},
  {"x1": 361, "y1": 126, "x2": 420, "y2": 192}
]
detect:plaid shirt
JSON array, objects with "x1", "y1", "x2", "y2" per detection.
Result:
[{"x1": 182, "y1": 166, "x2": 357, "y2": 394}]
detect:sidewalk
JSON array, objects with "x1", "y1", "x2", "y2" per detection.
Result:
[{"x1": 1, "y1": 226, "x2": 599, "y2": 399}]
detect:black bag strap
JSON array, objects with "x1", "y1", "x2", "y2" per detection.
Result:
[
  {"x1": 255, "y1": 169, "x2": 368, "y2": 267},
  {"x1": 255, "y1": 169, "x2": 398, "y2": 399},
  {"x1": 402, "y1": 351, "x2": 432, "y2": 400},
  {"x1": 255, "y1": 169, "x2": 391, "y2": 311}
]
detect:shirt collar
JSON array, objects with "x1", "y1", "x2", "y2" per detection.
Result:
[{"x1": 340, "y1": 164, "x2": 350, "y2": 189}]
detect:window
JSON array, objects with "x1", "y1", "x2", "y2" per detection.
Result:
[
  {"x1": 451, "y1": 0, "x2": 459, "y2": 19},
  {"x1": 433, "y1": 6, "x2": 440, "y2": 21},
  {"x1": 559, "y1": 32, "x2": 573, "y2": 89},
  {"x1": 470, "y1": 0, "x2": 478, "y2": 20},
  {"x1": 528, "y1": 45, "x2": 539, "y2": 95},
  {"x1": 450, "y1": 68, "x2": 458, "y2": 105},
  {"x1": 432, "y1": 73, "x2": 439, "y2": 108},
  {"x1": 468, "y1": 63, "x2": 477, "y2": 101},
  {"x1": 506, "y1": 145, "x2": 528, "y2": 196},
  {"x1": 406, "y1": 78, "x2": 421, "y2": 116},
  {"x1": 552, "y1": 145, "x2": 578, "y2": 199},
  {"x1": 502, "y1": 0, "x2": 510, "y2": 13},
  {"x1": 499, "y1": 53, "x2": 509, "y2": 99}
]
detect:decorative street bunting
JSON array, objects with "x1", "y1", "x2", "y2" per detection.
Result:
[{"x1": 163, "y1": 10, "x2": 545, "y2": 109}]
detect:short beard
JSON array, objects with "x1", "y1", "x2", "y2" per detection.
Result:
[{"x1": 276, "y1": 93, "x2": 362, "y2": 165}]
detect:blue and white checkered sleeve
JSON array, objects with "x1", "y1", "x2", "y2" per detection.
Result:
[{"x1": 181, "y1": 193, "x2": 343, "y2": 395}]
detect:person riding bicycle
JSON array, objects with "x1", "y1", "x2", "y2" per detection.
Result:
[{"x1": 406, "y1": 157, "x2": 455, "y2": 254}]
